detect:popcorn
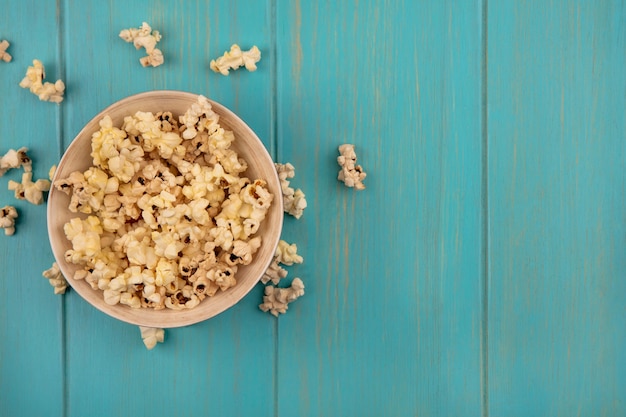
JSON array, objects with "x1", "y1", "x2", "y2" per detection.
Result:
[
  {"x1": 0, "y1": 40, "x2": 12, "y2": 62},
  {"x1": 140, "y1": 49, "x2": 164, "y2": 68},
  {"x1": 120, "y1": 291, "x2": 141, "y2": 309},
  {"x1": 91, "y1": 115, "x2": 145, "y2": 182},
  {"x1": 275, "y1": 239, "x2": 303, "y2": 265},
  {"x1": 0, "y1": 147, "x2": 31, "y2": 177},
  {"x1": 212, "y1": 148, "x2": 247, "y2": 175},
  {"x1": 55, "y1": 96, "x2": 273, "y2": 310},
  {"x1": 164, "y1": 287, "x2": 200, "y2": 310},
  {"x1": 123, "y1": 111, "x2": 182, "y2": 159},
  {"x1": 8, "y1": 171, "x2": 51, "y2": 205},
  {"x1": 19, "y1": 59, "x2": 65, "y2": 103},
  {"x1": 139, "y1": 326, "x2": 165, "y2": 350},
  {"x1": 261, "y1": 260, "x2": 288, "y2": 285},
  {"x1": 229, "y1": 237, "x2": 261, "y2": 266},
  {"x1": 275, "y1": 162, "x2": 307, "y2": 219},
  {"x1": 259, "y1": 278, "x2": 305, "y2": 317},
  {"x1": 63, "y1": 216, "x2": 103, "y2": 262},
  {"x1": 0, "y1": 206, "x2": 18, "y2": 236},
  {"x1": 54, "y1": 168, "x2": 119, "y2": 213},
  {"x1": 178, "y1": 95, "x2": 219, "y2": 140},
  {"x1": 42, "y1": 262, "x2": 68, "y2": 295},
  {"x1": 259, "y1": 240, "x2": 305, "y2": 315},
  {"x1": 260, "y1": 239, "x2": 303, "y2": 285},
  {"x1": 337, "y1": 144, "x2": 366, "y2": 190},
  {"x1": 207, "y1": 262, "x2": 238, "y2": 291},
  {"x1": 210, "y1": 44, "x2": 261, "y2": 75},
  {"x1": 119, "y1": 22, "x2": 164, "y2": 68}
]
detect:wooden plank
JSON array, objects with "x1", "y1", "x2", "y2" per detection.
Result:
[
  {"x1": 0, "y1": 2, "x2": 65, "y2": 417},
  {"x1": 61, "y1": 1, "x2": 276, "y2": 416},
  {"x1": 275, "y1": 1, "x2": 484, "y2": 415},
  {"x1": 488, "y1": 1, "x2": 626, "y2": 415}
]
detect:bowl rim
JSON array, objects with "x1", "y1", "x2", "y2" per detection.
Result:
[{"x1": 47, "y1": 90, "x2": 283, "y2": 328}]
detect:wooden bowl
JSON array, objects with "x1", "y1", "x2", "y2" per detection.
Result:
[{"x1": 47, "y1": 90, "x2": 283, "y2": 328}]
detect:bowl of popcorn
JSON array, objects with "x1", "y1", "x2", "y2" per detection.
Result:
[{"x1": 47, "y1": 91, "x2": 283, "y2": 328}]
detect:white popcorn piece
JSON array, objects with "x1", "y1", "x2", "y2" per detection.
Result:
[
  {"x1": 19, "y1": 60, "x2": 65, "y2": 103},
  {"x1": 260, "y1": 239, "x2": 303, "y2": 285},
  {"x1": 337, "y1": 144, "x2": 366, "y2": 190},
  {"x1": 139, "y1": 326, "x2": 165, "y2": 350},
  {"x1": 120, "y1": 291, "x2": 141, "y2": 308},
  {"x1": 0, "y1": 206, "x2": 18, "y2": 236},
  {"x1": 0, "y1": 40, "x2": 11, "y2": 63},
  {"x1": 259, "y1": 278, "x2": 305, "y2": 317},
  {"x1": 0, "y1": 147, "x2": 32, "y2": 177},
  {"x1": 8, "y1": 171, "x2": 51, "y2": 205},
  {"x1": 207, "y1": 262, "x2": 238, "y2": 292},
  {"x1": 178, "y1": 95, "x2": 223, "y2": 141},
  {"x1": 54, "y1": 168, "x2": 119, "y2": 214},
  {"x1": 275, "y1": 162, "x2": 307, "y2": 219},
  {"x1": 63, "y1": 216, "x2": 103, "y2": 263},
  {"x1": 275, "y1": 239, "x2": 303, "y2": 265},
  {"x1": 164, "y1": 288, "x2": 200, "y2": 310},
  {"x1": 91, "y1": 115, "x2": 146, "y2": 182},
  {"x1": 139, "y1": 48, "x2": 164, "y2": 68},
  {"x1": 261, "y1": 260, "x2": 288, "y2": 285},
  {"x1": 55, "y1": 95, "x2": 273, "y2": 311},
  {"x1": 210, "y1": 44, "x2": 261, "y2": 76},
  {"x1": 42, "y1": 262, "x2": 68, "y2": 295},
  {"x1": 229, "y1": 237, "x2": 262, "y2": 266},
  {"x1": 123, "y1": 111, "x2": 182, "y2": 159},
  {"x1": 119, "y1": 22, "x2": 164, "y2": 68}
]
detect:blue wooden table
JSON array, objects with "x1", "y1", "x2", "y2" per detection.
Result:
[{"x1": 1, "y1": 1, "x2": 625, "y2": 416}]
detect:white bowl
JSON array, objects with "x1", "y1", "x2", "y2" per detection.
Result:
[{"x1": 47, "y1": 90, "x2": 283, "y2": 328}]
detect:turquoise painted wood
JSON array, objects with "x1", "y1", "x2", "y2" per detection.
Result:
[
  {"x1": 61, "y1": 1, "x2": 276, "y2": 416},
  {"x1": 487, "y1": 1, "x2": 626, "y2": 416},
  {"x1": 0, "y1": 2, "x2": 64, "y2": 417},
  {"x1": 275, "y1": 1, "x2": 483, "y2": 416},
  {"x1": 0, "y1": 1, "x2": 624, "y2": 416}
]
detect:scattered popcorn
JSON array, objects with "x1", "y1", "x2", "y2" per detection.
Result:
[
  {"x1": 55, "y1": 95, "x2": 273, "y2": 311},
  {"x1": 337, "y1": 144, "x2": 366, "y2": 190},
  {"x1": 210, "y1": 44, "x2": 261, "y2": 75},
  {"x1": 259, "y1": 278, "x2": 305, "y2": 317},
  {"x1": 0, "y1": 40, "x2": 11, "y2": 62},
  {"x1": 0, "y1": 147, "x2": 32, "y2": 177},
  {"x1": 275, "y1": 162, "x2": 307, "y2": 219},
  {"x1": 276, "y1": 239, "x2": 304, "y2": 265},
  {"x1": 260, "y1": 239, "x2": 303, "y2": 284},
  {"x1": 42, "y1": 262, "x2": 68, "y2": 295},
  {"x1": 139, "y1": 326, "x2": 164, "y2": 350},
  {"x1": 8, "y1": 171, "x2": 51, "y2": 205},
  {"x1": 261, "y1": 261, "x2": 287, "y2": 285},
  {"x1": 0, "y1": 205, "x2": 18, "y2": 236},
  {"x1": 19, "y1": 59, "x2": 65, "y2": 103},
  {"x1": 49, "y1": 164, "x2": 56, "y2": 180},
  {"x1": 119, "y1": 22, "x2": 164, "y2": 67}
]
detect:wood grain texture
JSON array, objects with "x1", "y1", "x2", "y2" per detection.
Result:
[
  {"x1": 1, "y1": 0, "x2": 625, "y2": 416},
  {"x1": 487, "y1": 1, "x2": 626, "y2": 416},
  {"x1": 275, "y1": 1, "x2": 484, "y2": 415},
  {"x1": 0, "y1": 3, "x2": 65, "y2": 416},
  {"x1": 60, "y1": 1, "x2": 276, "y2": 416}
]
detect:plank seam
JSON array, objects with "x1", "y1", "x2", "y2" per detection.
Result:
[
  {"x1": 270, "y1": 2, "x2": 279, "y2": 417},
  {"x1": 56, "y1": 1, "x2": 68, "y2": 417},
  {"x1": 270, "y1": 0, "x2": 279, "y2": 162},
  {"x1": 480, "y1": 0, "x2": 489, "y2": 416},
  {"x1": 56, "y1": 0, "x2": 65, "y2": 160}
]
